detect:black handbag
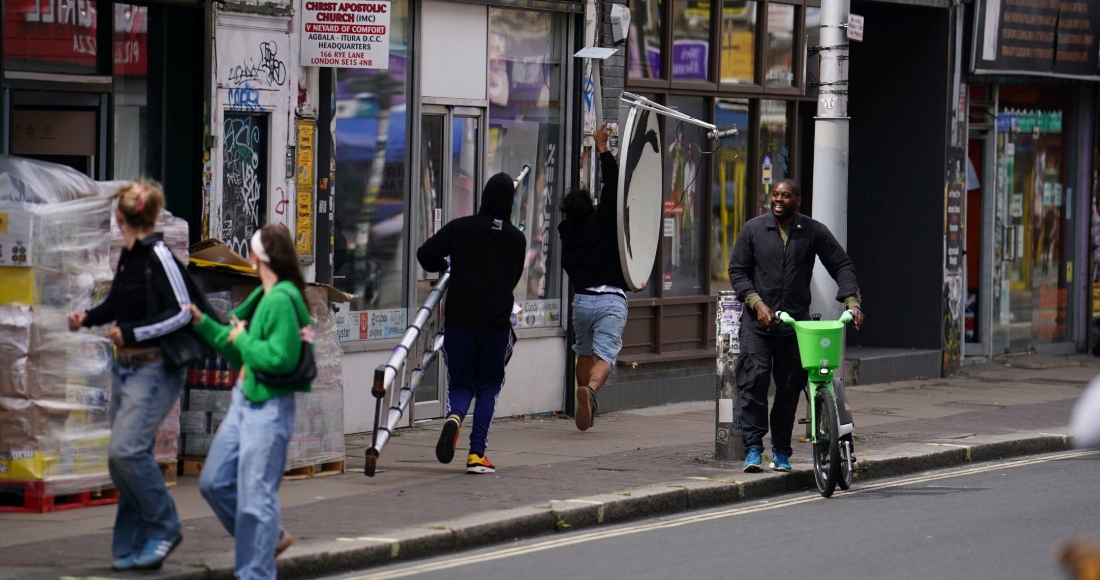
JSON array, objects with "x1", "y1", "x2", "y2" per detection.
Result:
[
  {"x1": 145, "y1": 260, "x2": 221, "y2": 371},
  {"x1": 250, "y1": 292, "x2": 316, "y2": 389}
]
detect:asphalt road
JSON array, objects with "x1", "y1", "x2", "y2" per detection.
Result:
[{"x1": 329, "y1": 450, "x2": 1100, "y2": 580}]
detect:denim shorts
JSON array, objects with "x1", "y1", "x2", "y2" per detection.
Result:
[{"x1": 572, "y1": 293, "x2": 629, "y2": 365}]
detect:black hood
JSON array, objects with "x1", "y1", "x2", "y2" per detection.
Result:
[{"x1": 478, "y1": 172, "x2": 515, "y2": 221}]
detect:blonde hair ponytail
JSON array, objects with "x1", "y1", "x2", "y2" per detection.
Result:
[{"x1": 112, "y1": 179, "x2": 165, "y2": 228}]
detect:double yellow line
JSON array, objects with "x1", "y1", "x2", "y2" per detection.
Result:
[{"x1": 348, "y1": 450, "x2": 1098, "y2": 580}]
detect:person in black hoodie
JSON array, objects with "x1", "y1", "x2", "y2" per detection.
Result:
[
  {"x1": 558, "y1": 123, "x2": 643, "y2": 432},
  {"x1": 417, "y1": 172, "x2": 525, "y2": 474}
]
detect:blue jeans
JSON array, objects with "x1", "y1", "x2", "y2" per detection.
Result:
[
  {"x1": 571, "y1": 293, "x2": 628, "y2": 365},
  {"x1": 199, "y1": 386, "x2": 296, "y2": 580},
  {"x1": 108, "y1": 359, "x2": 186, "y2": 559},
  {"x1": 442, "y1": 327, "x2": 514, "y2": 457}
]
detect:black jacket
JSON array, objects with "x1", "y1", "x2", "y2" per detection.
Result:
[
  {"x1": 727, "y1": 212, "x2": 860, "y2": 336},
  {"x1": 417, "y1": 173, "x2": 526, "y2": 332},
  {"x1": 558, "y1": 151, "x2": 629, "y2": 291},
  {"x1": 84, "y1": 233, "x2": 195, "y2": 347}
]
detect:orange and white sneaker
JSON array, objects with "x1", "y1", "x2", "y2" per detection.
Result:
[
  {"x1": 466, "y1": 453, "x2": 496, "y2": 474},
  {"x1": 436, "y1": 414, "x2": 461, "y2": 464}
]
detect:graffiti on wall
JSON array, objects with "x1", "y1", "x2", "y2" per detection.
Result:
[
  {"x1": 226, "y1": 41, "x2": 287, "y2": 88},
  {"x1": 222, "y1": 113, "x2": 268, "y2": 257}
]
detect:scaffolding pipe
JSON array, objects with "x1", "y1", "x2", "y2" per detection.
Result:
[
  {"x1": 365, "y1": 271, "x2": 450, "y2": 476},
  {"x1": 620, "y1": 92, "x2": 738, "y2": 140}
]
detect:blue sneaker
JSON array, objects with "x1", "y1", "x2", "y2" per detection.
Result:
[
  {"x1": 132, "y1": 534, "x2": 182, "y2": 570},
  {"x1": 742, "y1": 448, "x2": 764, "y2": 473},
  {"x1": 770, "y1": 451, "x2": 792, "y2": 472},
  {"x1": 112, "y1": 554, "x2": 137, "y2": 571}
]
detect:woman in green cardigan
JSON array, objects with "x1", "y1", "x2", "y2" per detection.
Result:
[{"x1": 186, "y1": 225, "x2": 311, "y2": 580}]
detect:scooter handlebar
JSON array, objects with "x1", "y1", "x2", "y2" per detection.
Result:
[{"x1": 775, "y1": 310, "x2": 853, "y2": 325}]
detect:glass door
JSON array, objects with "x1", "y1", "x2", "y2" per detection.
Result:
[
  {"x1": 411, "y1": 105, "x2": 484, "y2": 420},
  {"x1": 965, "y1": 130, "x2": 995, "y2": 357}
]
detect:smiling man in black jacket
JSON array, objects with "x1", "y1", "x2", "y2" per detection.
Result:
[
  {"x1": 728, "y1": 179, "x2": 863, "y2": 473},
  {"x1": 417, "y1": 172, "x2": 525, "y2": 474}
]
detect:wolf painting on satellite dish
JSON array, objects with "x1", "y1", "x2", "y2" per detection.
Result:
[{"x1": 617, "y1": 106, "x2": 663, "y2": 291}]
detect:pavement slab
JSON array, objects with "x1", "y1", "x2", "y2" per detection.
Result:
[{"x1": 0, "y1": 354, "x2": 1096, "y2": 580}]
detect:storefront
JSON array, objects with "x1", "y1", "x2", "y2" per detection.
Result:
[
  {"x1": 965, "y1": 0, "x2": 1100, "y2": 357},
  {"x1": 591, "y1": 0, "x2": 821, "y2": 409},
  {"x1": 332, "y1": 0, "x2": 581, "y2": 432},
  {"x1": 2, "y1": 0, "x2": 206, "y2": 239}
]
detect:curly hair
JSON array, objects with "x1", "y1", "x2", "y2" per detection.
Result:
[{"x1": 559, "y1": 189, "x2": 595, "y2": 222}]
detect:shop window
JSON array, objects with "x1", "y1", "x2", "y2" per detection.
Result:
[
  {"x1": 3, "y1": 0, "x2": 99, "y2": 74},
  {"x1": 764, "y1": 3, "x2": 795, "y2": 88},
  {"x1": 113, "y1": 3, "x2": 151, "y2": 181},
  {"x1": 756, "y1": 99, "x2": 791, "y2": 216},
  {"x1": 804, "y1": 6, "x2": 821, "y2": 97},
  {"x1": 333, "y1": 0, "x2": 410, "y2": 315},
  {"x1": 711, "y1": 98, "x2": 750, "y2": 295},
  {"x1": 720, "y1": 0, "x2": 757, "y2": 86},
  {"x1": 993, "y1": 103, "x2": 1071, "y2": 350},
  {"x1": 662, "y1": 96, "x2": 708, "y2": 296},
  {"x1": 488, "y1": 8, "x2": 566, "y2": 321},
  {"x1": 629, "y1": 0, "x2": 664, "y2": 80},
  {"x1": 671, "y1": 0, "x2": 711, "y2": 81}
]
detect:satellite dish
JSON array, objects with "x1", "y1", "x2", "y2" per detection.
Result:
[{"x1": 617, "y1": 106, "x2": 663, "y2": 291}]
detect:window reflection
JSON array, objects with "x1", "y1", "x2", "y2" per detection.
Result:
[
  {"x1": 757, "y1": 99, "x2": 791, "y2": 216},
  {"x1": 488, "y1": 9, "x2": 564, "y2": 312},
  {"x1": 4, "y1": 0, "x2": 99, "y2": 74},
  {"x1": 672, "y1": 0, "x2": 711, "y2": 81},
  {"x1": 334, "y1": 0, "x2": 409, "y2": 312},
  {"x1": 114, "y1": 3, "x2": 150, "y2": 181},
  {"x1": 765, "y1": 3, "x2": 795, "y2": 88},
  {"x1": 663, "y1": 97, "x2": 707, "y2": 297},
  {"x1": 804, "y1": 6, "x2": 821, "y2": 96},
  {"x1": 712, "y1": 98, "x2": 750, "y2": 294},
  {"x1": 451, "y1": 117, "x2": 478, "y2": 220},
  {"x1": 629, "y1": 0, "x2": 663, "y2": 79},
  {"x1": 721, "y1": 0, "x2": 757, "y2": 85}
]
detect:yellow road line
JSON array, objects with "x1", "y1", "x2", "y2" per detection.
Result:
[{"x1": 344, "y1": 450, "x2": 1098, "y2": 580}]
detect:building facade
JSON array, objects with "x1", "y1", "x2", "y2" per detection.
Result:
[{"x1": 6, "y1": 0, "x2": 1099, "y2": 438}]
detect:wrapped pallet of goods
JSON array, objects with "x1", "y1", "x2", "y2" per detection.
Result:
[
  {"x1": 284, "y1": 286, "x2": 346, "y2": 478},
  {"x1": 0, "y1": 157, "x2": 185, "y2": 510},
  {"x1": 0, "y1": 158, "x2": 117, "y2": 511}
]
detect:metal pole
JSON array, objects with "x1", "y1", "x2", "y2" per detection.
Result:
[
  {"x1": 620, "y1": 93, "x2": 738, "y2": 141},
  {"x1": 715, "y1": 291, "x2": 744, "y2": 461},
  {"x1": 809, "y1": 0, "x2": 851, "y2": 323}
]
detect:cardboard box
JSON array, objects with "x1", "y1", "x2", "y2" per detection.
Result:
[{"x1": 189, "y1": 239, "x2": 254, "y2": 272}]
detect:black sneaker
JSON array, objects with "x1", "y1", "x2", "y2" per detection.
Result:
[{"x1": 435, "y1": 414, "x2": 461, "y2": 464}]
